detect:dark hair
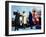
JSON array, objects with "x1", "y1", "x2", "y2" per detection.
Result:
[
  {"x1": 32, "y1": 10, "x2": 36, "y2": 13},
  {"x1": 23, "y1": 11, "x2": 25, "y2": 13}
]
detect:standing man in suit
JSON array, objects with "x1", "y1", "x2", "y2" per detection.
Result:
[
  {"x1": 13, "y1": 11, "x2": 20, "y2": 31},
  {"x1": 29, "y1": 11, "x2": 33, "y2": 29}
]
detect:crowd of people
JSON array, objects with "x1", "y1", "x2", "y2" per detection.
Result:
[{"x1": 12, "y1": 9, "x2": 41, "y2": 31}]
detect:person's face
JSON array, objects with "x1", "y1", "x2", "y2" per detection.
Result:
[{"x1": 35, "y1": 12, "x2": 39, "y2": 18}]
